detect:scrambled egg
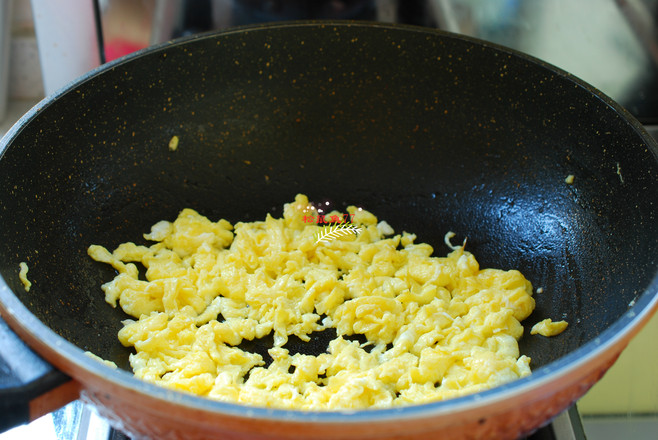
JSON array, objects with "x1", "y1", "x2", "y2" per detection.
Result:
[
  {"x1": 19, "y1": 262, "x2": 31, "y2": 292},
  {"x1": 168, "y1": 135, "x2": 179, "y2": 151},
  {"x1": 531, "y1": 318, "x2": 568, "y2": 337},
  {"x1": 88, "y1": 194, "x2": 537, "y2": 410},
  {"x1": 85, "y1": 351, "x2": 119, "y2": 369}
]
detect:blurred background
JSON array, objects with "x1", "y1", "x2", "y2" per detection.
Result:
[{"x1": 1, "y1": 1, "x2": 657, "y2": 439}]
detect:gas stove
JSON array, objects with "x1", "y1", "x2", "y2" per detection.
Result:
[{"x1": 0, "y1": 398, "x2": 586, "y2": 440}]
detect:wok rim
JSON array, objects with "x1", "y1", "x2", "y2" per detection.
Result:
[{"x1": 1, "y1": 20, "x2": 658, "y2": 425}]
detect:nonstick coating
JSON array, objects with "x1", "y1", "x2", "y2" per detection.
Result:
[{"x1": 0, "y1": 22, "x2": 657, "y2": 387}]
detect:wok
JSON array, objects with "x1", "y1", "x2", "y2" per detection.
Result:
[{"x1": 0, "y1": 22, "x2": 657, "y2": 440}]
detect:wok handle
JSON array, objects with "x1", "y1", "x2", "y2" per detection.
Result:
[{"x1": 0, "y1": 317, "x2": 80, "y2": 433}]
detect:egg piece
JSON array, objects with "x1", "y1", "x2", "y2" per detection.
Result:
[
  {"x1": 18, "y1": 262, "x2": 31, "y2": 292},
  {"x1": 531, "y1": 318, "x2": 569, "y2": 337}
]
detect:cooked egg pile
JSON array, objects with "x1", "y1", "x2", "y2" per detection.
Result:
[{"x1": 88, "y1": 194, "x2": 537, "y2": 410}]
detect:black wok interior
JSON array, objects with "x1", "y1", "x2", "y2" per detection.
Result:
[{"x1": 0, "y1": 23, "x2": 657, "y2": 373}]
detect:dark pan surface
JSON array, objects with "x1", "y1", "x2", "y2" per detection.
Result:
[{"x1": 1, "y1": 22, "x2": 657, "y2": 374}]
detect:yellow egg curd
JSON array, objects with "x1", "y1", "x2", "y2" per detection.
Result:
[{"x1": 88, "y1": 194, "x2": 537, "y2": 410}]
